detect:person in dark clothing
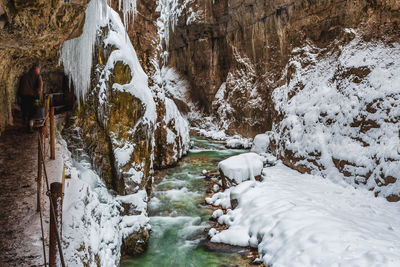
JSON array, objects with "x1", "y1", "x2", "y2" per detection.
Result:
[{"x1": 17, "y1": 62, "x2": 43, "y2": 133}]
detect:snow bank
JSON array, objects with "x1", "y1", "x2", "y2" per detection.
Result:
[
  {"x1": 62, "y1": 153, "x2": 149, "y2": 267},
  {"x1": 273, "y1": 30, "x2": 400, "y2": 198},
  {"x1": 209, "y1": 163, "x2": 400, "y2": 266},
  {"x1": 218, "y1": 153, "x2": 264, "y2": 185}
]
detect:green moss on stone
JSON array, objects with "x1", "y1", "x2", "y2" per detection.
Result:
[{"x1": 113, "y1": 61, "x2": 132, "y2": 85}]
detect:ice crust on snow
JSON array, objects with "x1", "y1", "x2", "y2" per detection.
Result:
[
  {"x1": 218, "y1": 152, "x2": 264, "y2": 184},
  {"x1": 209, "y1": 163, "x2": 400, "y2": 266}
]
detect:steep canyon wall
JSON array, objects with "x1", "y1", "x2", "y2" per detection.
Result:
[{"x1": 166, "y1": 0, "x2": 399, "y2": 136}]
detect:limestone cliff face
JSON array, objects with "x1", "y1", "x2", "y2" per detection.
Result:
[
  {"x1": 165, "y1": 0, "x2": 400, "y2": 137},
  {"x1": 111, "y1": 0, "x2": 159, "y2": 74},
  {"x1": 0, "y1": 0, "x2": 87, "y2": 133},
  {"x1": 111, "y1": 0, "x2": 192, "y2": 169}
]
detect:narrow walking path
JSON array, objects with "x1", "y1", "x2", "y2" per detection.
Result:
[{"x1": 0, "y1": 118, "x2": 45, "y2": 267}]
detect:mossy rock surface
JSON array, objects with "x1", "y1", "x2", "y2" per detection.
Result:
[
  {"x1": 113, "y1": 61, "x2": 132, "y2": 85},
  {"x1": 109, "y1": 91, "x2": 144, "y2": 139}
]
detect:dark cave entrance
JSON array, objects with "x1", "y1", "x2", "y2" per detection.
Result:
[
  {"x1": 12, "y1": 68, "x2": 76, "y2": 128},
  {"x1": 41, "y1": 70, "x2": 75, "y2": 115}
]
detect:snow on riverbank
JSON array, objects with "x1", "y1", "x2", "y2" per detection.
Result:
[
  {"x1": 206, "y1": 28, "x2": 400, "y2": 266},
  {"x1": 61, "y1": 139, "x2": 150, "y2": 267},
  {"x1": 208, "y1": 163, "x2": 400, "y2": 266}
]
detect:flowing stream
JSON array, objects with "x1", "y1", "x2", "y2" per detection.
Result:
[{"x1": 121, "y1": 136, "x2": 250, "y2": 267}]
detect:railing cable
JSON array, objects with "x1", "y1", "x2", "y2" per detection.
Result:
[
  {"x1": 38, "y1": 133, "x2": 66, "y2": 267},
  {"x1": 38, "y1": 192, "x2": 47, "y2": 267}
]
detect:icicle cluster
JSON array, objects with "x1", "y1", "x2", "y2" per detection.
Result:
[
  {"x1": 156, "y1": 0, "x2": 193, "y2": 62},
  {"x1": 59, "y1": 0, "x2": 137, "y2": 104},
  {"x1": 118, "y1": 0, "x2": 137, "y2": 25}
]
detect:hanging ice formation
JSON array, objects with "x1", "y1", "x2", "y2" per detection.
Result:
[
  {"x1": 118, "y1": 0, "x2": 137, "y2": 25},
  {"x1": 59, "y1": 0, "x2": 137, "y2": 103},
  {"x1": 156, "y1": 0, "x2": 193, "y2": 64}
]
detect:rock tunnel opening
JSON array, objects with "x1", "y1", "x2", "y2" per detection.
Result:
[
  {"x1": 41, "y1": 70, "x2": 76, "y2": 115},
  {"x1": 9, "y1": 68, "x2": 76, "y2": 132}
]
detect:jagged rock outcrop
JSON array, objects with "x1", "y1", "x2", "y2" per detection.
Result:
[
  {"x1": 0, "y1": 0, "x2": 87, "y2": 133},
  {"x1": 110, "y1": 0, "x2": 159, "y2": 75},
  {"x1": 166, "y1": 0, "x2": 399, "y2": 136}
]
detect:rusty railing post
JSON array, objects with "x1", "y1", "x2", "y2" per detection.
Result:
[
  {"x1": 49, "y1": 182, "x2": 63, "y2": 267},
  {"x1": 45, "y1": 94, "x2": 50, "y2": 138},
  {"x1": 50, "y1": 107, "x2": 55, "y2": 160},
  {"x1": 36, "y1": 132, "x2": 43, "y2": 212}
]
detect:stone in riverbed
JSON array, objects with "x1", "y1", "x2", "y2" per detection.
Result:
[{"x1": 218, "y1": 152, "x2": 264, "y2": 189}]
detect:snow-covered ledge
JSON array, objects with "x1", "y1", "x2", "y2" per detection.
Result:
[{"x1": 208, "y1": 162, "x2": 400, "y2": 266}]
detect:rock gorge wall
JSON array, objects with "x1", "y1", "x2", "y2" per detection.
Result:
[
  {"x1": 59, "y1": 0, "x2": 190, "y2": 257},
  {"x1": 128, "y1": 0, "x2": 398, "y2": 200},
  {"x1": 0, "y1": 0, "x2": 87, "y2": 133},
  {"x1": 165, "y1": 0, "x2": 399, "y2": 136}
]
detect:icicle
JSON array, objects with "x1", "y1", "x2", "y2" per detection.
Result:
[
  {"x1": 60, "y1": 0, "x2": 138, "y2": 104},
  {"x1": 156, "y1": 0, "x2": 193, "y2": 63},
  {"x1": 59, "y1": 0, "x2": 108, "y2": 104},
  {"x1": 118, "y1": 0, "x2": 137, "y2": 26}
]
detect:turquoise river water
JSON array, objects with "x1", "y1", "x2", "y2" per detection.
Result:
[{"x1": 121, "y1": 136, "x2": 251, "y2": 267}]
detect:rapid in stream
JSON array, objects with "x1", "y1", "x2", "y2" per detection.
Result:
[{"x1": 121, "y1": 136, "x2": 251, "y2": 267}]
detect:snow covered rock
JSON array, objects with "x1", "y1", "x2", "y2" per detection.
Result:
[
  {"x1": 250, "y1": 133, "x2": 270, "y2": 154},
  {"x1": 225, "y1": 135, "x2": 252, "y2": 149},
  {"x1": 218, "y1": 152, "x2": 264, "y2": 188},
  {"x1": 61, "y1": 0, "x2": 190, "y2": 191},
  {"x1": 153, "y1": 96, "x2": 190, "y2": 168},
  {"x1": 61, "y1": 140, "x2": 151, "y2": 267},
  {"x1": 60, "y1": 0, "x2": 156, "y2": 196},
  {"x1": 273, "y1": 30, "x2": 400, "y2": 200}
]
